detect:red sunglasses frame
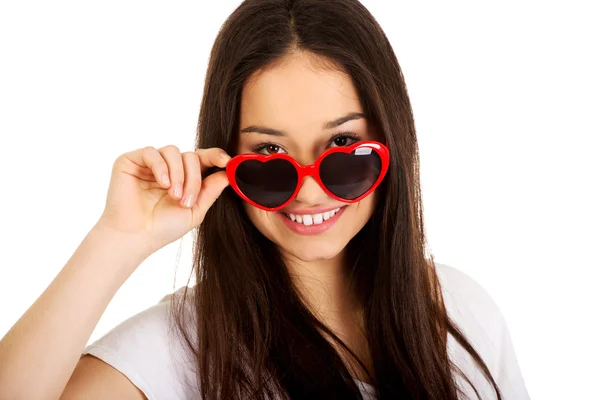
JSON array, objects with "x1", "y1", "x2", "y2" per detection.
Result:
[{"x1": 225, "y1": 140, "x2": 390, "y2": 211}]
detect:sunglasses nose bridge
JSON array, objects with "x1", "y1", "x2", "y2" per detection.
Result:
[{"x1": 297, "y1": 163, "x2": 318, "y2": 180}]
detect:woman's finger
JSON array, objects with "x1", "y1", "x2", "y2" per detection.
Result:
[
  {"x1": 195, "y1": 147, "x2": 231, "y2": 174},
  {"x1": 158, "y1": 145, "x2": 185, "y2": 200},
  {"x1": 180, "y1": 152, "x2": 202, "y2": 208},
  {"x1": 121, "y1": 146, "x2": 171, "y2": 188}
]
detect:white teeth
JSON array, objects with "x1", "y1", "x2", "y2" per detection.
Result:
[
  {"x1": 285, "y1": 207, "x2": 343, "y2": 226},
  {"x1": 313, "y1": 213, "x2": 323, "y2": 224}
]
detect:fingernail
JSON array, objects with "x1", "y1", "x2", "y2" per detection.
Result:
[
  {"x1": 220, "y1": 152, "x2": 229, "y2": 160},
  {"x1": 161, "y1": 174, "x2": 170, "y2": 186},
  {"x1": 174, "y1": 185, "x2": 182, "y2": 198},
  {"x1": 183, "y1": 194, "x2": 194, "y2": 207}
]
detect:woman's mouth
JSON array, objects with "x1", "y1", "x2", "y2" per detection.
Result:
[
  {"x1": 285, "y1": 207, "x2": 342, "y2": 225},
  {"x1": 277, "y1": 206, "x2": 346, "y2": 235}
]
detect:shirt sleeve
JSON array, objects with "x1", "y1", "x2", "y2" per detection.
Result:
[
  {"x1": 436, "y1": 262, "x2": 531, "y2": 400},
  {"x1": 490, "y1": 310, "x2": 530, "y2": 399},
  {"x1": 81, "y1": 288, "x2": 198, "y2": 400}
]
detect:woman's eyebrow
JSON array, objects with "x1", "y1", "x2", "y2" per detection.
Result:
[{"x1": 239, "y1": 112, "x2": 365, "y2": 136}]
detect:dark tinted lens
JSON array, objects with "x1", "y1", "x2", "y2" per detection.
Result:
[
  {"x1": 319, "y1": 149, "x2": 382, "y2": 200},
  {"x1": 235, "y1": 159, "x2": 298, "y2": 208}
]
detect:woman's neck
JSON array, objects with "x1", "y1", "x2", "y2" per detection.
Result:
[
  {"x1": 282, "y1": 249, "x2": 374, "y2": 384},
  {"x1": 283, "y1": 249, "x2": 361, "y2": 321}
]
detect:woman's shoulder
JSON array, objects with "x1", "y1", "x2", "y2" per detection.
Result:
[
  {"x1": 81, "y1": 286, "x2": 198, "y2": 400},
  {"x1": 434, "y1": 261, "x2": 502, "y2": 319},
  {"x1": 433, "y1": 262, "x2": 530, "y2": 399}
]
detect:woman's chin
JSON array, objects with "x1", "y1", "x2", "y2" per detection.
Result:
[{"x1": 280, "y1": 242, "x2": 345, "y2": 263}]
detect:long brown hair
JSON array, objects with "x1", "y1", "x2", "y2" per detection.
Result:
[{"x1": 171, "y1": 0, "x2": 502, "y2": 398}]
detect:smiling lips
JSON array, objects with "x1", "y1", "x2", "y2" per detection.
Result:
[
  {"x1": 284, "y1": 207, "x2": 342, "y2": 226},
  {"x1": 278, "y1": 206, "x2": 347, "y2": 236}
]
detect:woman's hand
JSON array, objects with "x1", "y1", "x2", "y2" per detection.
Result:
[{"x1": 97, "y1": 145, "x2": 231, "y2": 256}]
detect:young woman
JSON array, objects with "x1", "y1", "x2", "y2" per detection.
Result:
[{"x1": 0, "y1": 1, "x2": 529, "y2": 399}]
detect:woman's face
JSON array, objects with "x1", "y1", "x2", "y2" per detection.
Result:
[{"x1": 237, "y1": 52, "x2": 380, "y2": 263}]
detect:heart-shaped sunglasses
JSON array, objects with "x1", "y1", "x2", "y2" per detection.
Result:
[{"x1": 223, "y1": 140, "x2": 389, "y2": 211}]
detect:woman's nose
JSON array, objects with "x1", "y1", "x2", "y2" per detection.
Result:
[{"x1": 293, "y1": 175, "x2": 330, "y2": 205}]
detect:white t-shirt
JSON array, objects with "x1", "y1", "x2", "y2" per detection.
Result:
[{"x1": 81, "y1": 262, "x2": 530, "y2": 399}]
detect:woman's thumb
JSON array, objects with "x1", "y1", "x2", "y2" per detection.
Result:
[{"x1": 193, "y1": 170, "x2": 230, "y2": 225}]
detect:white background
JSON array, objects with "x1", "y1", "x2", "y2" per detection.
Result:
[{"x1": 1, "y1": 1, "x2": 598, "y2": 398}]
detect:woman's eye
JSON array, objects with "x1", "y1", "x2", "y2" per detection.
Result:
[
  {"x1": 332, "y1": 137, "x2": 349, "y2": 147},
  {"x1": 257, "y1": 144, "x2": 283, "y2": 155},
  {"x1": 330, "y1": 135, "x2": 358, "y2": 147}
]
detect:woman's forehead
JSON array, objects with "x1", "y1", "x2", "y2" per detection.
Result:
[{"x1": 239, "y1": 54, "x2": 365, "y2": 140}]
